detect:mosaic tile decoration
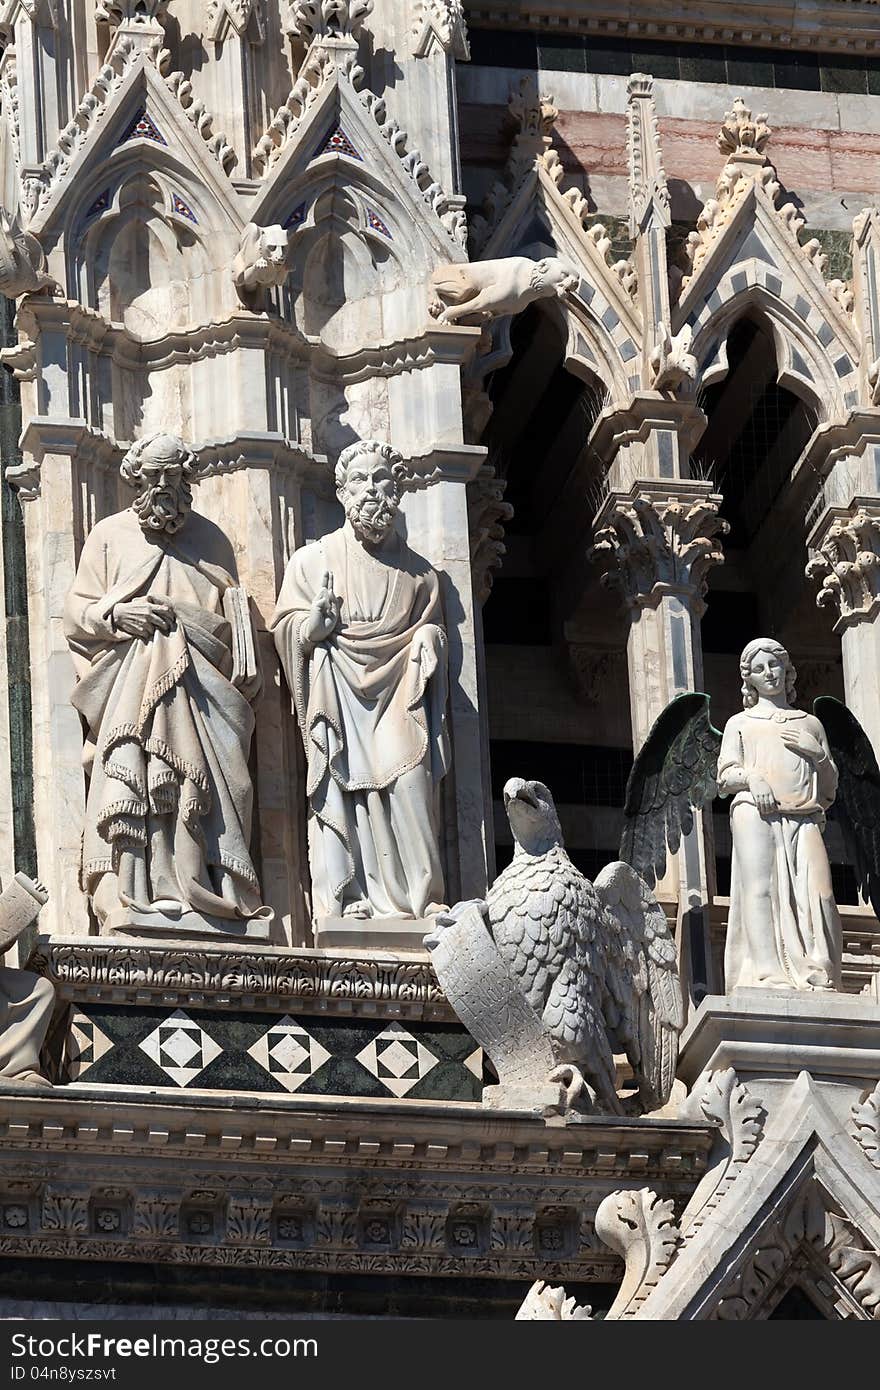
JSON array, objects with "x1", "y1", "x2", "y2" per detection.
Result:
[
  {"x1": 283, "y1": 201, "x2": 308, "y2": 231},
  {"x1": 120, "y1": 107, "x2": 167, "y2": 146},
  {"x1": 366, "y1": 208, "x2": 392, "y2": 239},
  {"x1": 62, "y1": 1005, "x2": 483, "y2": 1101},
  {"x1": 316, "y1": 124, "x2": 362, "y2": 161},
  {"x1": 171, "y1": 192, "x2": 198, "y2": 224}
]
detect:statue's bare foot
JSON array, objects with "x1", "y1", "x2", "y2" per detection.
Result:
[{"x1": 341, "y1": 899, "x2": 371, "y2": 919}]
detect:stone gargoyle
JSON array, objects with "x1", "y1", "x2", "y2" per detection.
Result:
[
  {"x1": 232, "y1": 222, "x2": 291, "y2": 307},
  {"x1": 427, "y1": 254, "x2": 578, "y2": 325},
  {"x1": 425, "y1": 777, "x2": 684, "y2": 1115}
]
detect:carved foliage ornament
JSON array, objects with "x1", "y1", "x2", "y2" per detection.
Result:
[
  {"x1": 412, "y1": 0, "x2": 469, "y2": 59},
  {"x1": 467, "y1": 464, "x2": 513, "y2": 605},
  {"x1": 806, "y1": 506, "x2": 880, "y2": 628},
  {"x1": 591, "y1": 488, "x2": 729, "y2": 616},
  {"x1": 284, "y1": 0, "x2": 373, "y2": 43}
]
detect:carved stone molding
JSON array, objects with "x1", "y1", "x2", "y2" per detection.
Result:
[
  {"x1": 0, "y1": 1087, "x2": 711, "y2": 1284},
  {"x1": 469, "y1": 75, "x2": 558, "y2": 253},
  {"x1": 467, "y1": 463, "x2": 513, "y2": 605},
  {"x1": 806, "y1": 501, "x2": 880, "y2": 630},
  {"x1": 39, "y1": 939, "x2": 454, "y2": 1019},
  {"x1": 712, "y1": 1184, "x2": 880, "y2": 1321},
  {"x1": 590, "y1": 481, "x2": 728, "y2": 618}
]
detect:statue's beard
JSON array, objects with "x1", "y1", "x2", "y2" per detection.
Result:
[
  {"x1": 133, "y1": 482, "x2": 192, "y2": 535},
  {"x1": 346, "y1": 493, "x2": 398, "y2": 544}
]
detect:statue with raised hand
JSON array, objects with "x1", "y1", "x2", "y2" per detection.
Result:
[
  {"x1": 619, "y1": 638, "x2": 880, "y2": 993},
  {"x1": 271, "y1": 439, "x2": 450, "y2": 928}
]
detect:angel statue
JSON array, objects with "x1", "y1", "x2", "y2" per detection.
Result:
[
  {"x1": 425, "y1": 777, "x2": 684, "y2": 1115},
  {"x1": 621, "y1": 637, "x2": 880, "y2": 993}
]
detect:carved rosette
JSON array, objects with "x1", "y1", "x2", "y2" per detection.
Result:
[
  {"x1": 467, "y1": 464, "x2": 513, "y2": 605},
  {"x1": 806, "y1": 504, "x2": 880, "y2": 629},
  {"x1": 590, "y1": 484, "x2": 728, "y2": 618}
]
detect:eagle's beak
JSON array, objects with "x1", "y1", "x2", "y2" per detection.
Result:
[{"x1": 503, "y1": 778, "x2": 538, "y2": 810}]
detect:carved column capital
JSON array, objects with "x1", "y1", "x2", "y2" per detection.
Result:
[
  {"x1": 806, "y1": 499, "x2": 880, "y2": 630},
  {"x1": 590, "y1": 480, "x2": 728, "y2": 617}
]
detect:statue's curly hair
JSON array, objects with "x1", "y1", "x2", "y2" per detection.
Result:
[
  {"x1": 120, "y1": 433, "x2": 197, "y2": 487},
  {"x1": 739, "y1": 637, "x2": 797, "y2": 709},
  {"x1": 334, "y1": 439, "x2": 408, "y2": 494}
]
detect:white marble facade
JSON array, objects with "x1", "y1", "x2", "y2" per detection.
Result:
[{"x1": 0, "y1": 1, "x2": 879, "y2": 974}]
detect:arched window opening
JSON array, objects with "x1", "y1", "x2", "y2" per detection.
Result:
[
  {"x1": 695, "y1": 315, "x2": 856, "y2": 913},
  {"x1": 478, "y1": 302, "x2": 632, "y2": 879}
]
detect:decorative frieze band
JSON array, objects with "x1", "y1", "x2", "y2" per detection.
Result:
[{"x1": 39, "y1": 940, "x2": 455, "y2": 1020}]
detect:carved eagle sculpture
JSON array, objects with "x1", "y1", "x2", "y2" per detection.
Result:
[
  {"x1": 620, "y1": 692, "x2": 880, "y2": 915},
  {"x1": 425, "y1": 778, "x2": 684, "y2": 1114}
]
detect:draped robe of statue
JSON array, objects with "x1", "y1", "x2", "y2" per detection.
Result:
[
  {"x1": 718, "y1": 707, "x2": 842, "y2": 991},
  {"x1": 64, "y1": 507, "x2": 267, "y2": 934},
  {"x1": 271, "y1": 520, "x2": 450, "y2": 920}
]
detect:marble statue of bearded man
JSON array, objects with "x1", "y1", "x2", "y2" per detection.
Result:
[
  {"x1": 271, "y1": 439, "x2": 451, "y2": 925},
  {"x1": 64, "y1": 433, "x2": 270, "y2": 938}
]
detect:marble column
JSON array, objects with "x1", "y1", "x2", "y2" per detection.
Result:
[{"x1": 591, "y1": 464, "x2": 727, "y2": 1000}]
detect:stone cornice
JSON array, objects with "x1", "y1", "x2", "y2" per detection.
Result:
[
  {"x1": 588, "y1": 395, "x2": 707, "y2": 464},
  {"x1": 462, "y1": 0, "x2": 880, "y2": 55},
  {"x1": 0, "y1": 1085, "x2": 713, "y2": 1283}
]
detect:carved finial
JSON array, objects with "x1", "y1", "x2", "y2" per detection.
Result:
[
  {"x1": 412, "y1": 0, "x2": 469, "y2": 59},
  {"x1": 284, "y1": 0, "x2": 372, "y2": 43},
  {"x1": 95, "y1": 0, "x2": 167, "y2": 57},
  {"x1": 717, "y1": 97, "x2": 771, "y2": 161},
  {"x1": 206, "y1": 0, "x2": 263, "y2": 42},
  {"x1": 627, "y1": 71, "x2": 670, "y2": 236}
]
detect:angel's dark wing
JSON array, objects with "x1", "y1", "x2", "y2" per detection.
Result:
[
  {"x1": 619, "y1": 692, "x2": 722, "y2": 888},
  {"x1": 814, "y1": 696, "x2": 880, "y2": 918}
]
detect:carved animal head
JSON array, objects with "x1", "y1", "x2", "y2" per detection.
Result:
[
  {"x1": 535, "y1": 257, "x2": 578, "y2": 298},
  {"x1": 503, "y1": 777, "x2": 564, "y2": 856},
  {"x1": 258, "y1": 225, "x2": 289, "y2": 266}
]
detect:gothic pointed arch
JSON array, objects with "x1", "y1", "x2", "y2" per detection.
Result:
[{"x1": 675, "y1": 99, "x2": 859, "y2": 420}]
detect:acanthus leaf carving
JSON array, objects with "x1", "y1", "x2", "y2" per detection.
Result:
[
  {"x1": 681, "y1": 1066, "x2": 766, "y2": 1239},
  {"x1": 590, "y1": 483, "x2": 729, "y2": 618},
  {"x1": 851, "y1": 1080, "x2": 880, "y2": 1169},
  {"x1": 283, "y1": 0, "x2": 372, "y2": 43},
  {"x1": 594, "y1": 1188, "x2": 680, "y2": 1318},
  {"x1": 515, "y1": 1279, "x2": 592, "y2": 1320},
  {"x1": 806, "y1": 503, "x2": 880, "y2": 629}
]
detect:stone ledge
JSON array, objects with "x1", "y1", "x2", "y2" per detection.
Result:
[{"x1": 678, "y1": 987, "x2": 880, "y2": 1087}]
